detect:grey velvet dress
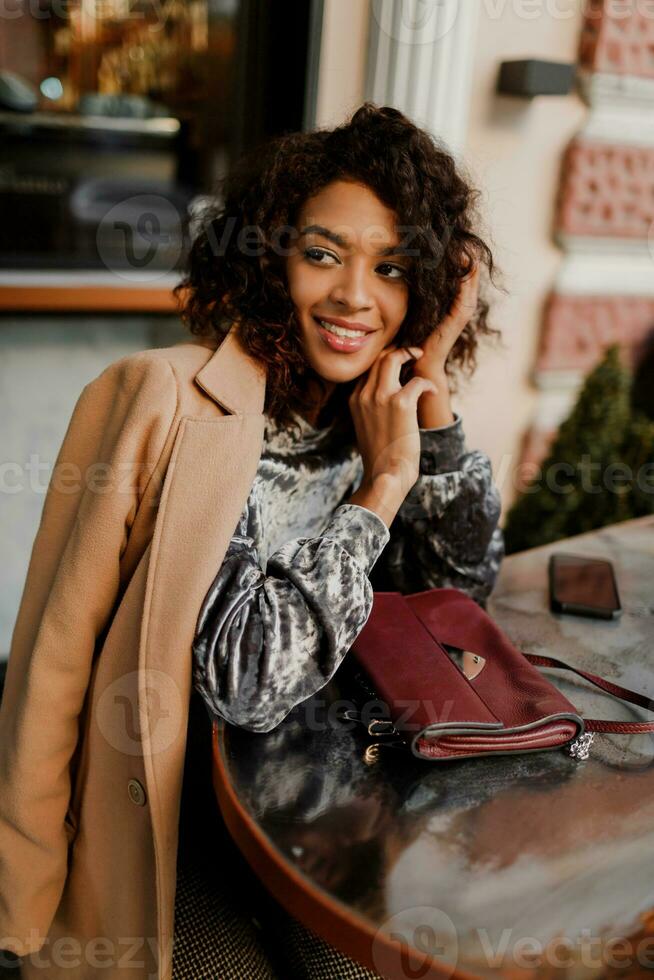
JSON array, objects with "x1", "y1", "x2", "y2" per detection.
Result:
[
  {"x1": 193, "y1": 408, "x2": 504, "y2": 733},
  {"x1": 172, "y1": 407, "x2": 504, "y2": 979}
]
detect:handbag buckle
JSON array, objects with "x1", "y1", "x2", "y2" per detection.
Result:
[
  {"x1": 566, "y1": 732, "x2": 594, "y2": 760},
  {"x1": 363, "y1": 739, "x2": 406, "y2": 765},
  {"x1": 368, "y1": 719, "x2": 397, "y2": 736},
  {"x1": 334, "y1": 708, "x2": 397, "y2": 737}
]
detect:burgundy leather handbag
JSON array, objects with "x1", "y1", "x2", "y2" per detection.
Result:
[{"x1": 349, "y1": 588, "x2": 654, "y2": 762}]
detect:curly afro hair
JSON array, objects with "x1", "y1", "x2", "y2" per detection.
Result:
[{"x1": 174, "y1": 102, "x2": 502, "y2": 434}]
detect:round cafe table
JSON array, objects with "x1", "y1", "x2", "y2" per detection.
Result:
[{"x1": 212, "y1": 516, "x2": 654, "y2": 979}]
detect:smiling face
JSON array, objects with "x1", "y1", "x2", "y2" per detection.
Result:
[{"x1": 285, "y1": 179, "x2": 411, "y2": 388}]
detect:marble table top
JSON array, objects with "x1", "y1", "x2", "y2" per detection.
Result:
[{"x1": 218, "y1": 516, "x2": 654, "y2": 979}]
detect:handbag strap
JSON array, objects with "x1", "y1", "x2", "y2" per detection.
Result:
[{"x1": 524, "y1": 652, "x2": 654, "y2": 734}]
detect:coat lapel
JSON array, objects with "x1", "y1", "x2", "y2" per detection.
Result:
[
  {"x1": 138, "y1": 325, "x2": 267, "y2": 965},
  {"x1": 194, "y1": 325, "x2": 266, "y2": 416}
]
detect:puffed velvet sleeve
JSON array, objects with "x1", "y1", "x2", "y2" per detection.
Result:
[
  {"x1": 369, "y1": 412, "x2": 504, "y2": 604},
  {"x1": 192, "y1": 502, "x2": 390, "y2": 733}
]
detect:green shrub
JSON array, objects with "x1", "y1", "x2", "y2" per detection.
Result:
[{"x1": 504, "y1": 345, "x2": 654, "y2": 554}]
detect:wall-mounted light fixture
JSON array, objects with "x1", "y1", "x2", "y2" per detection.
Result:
[{"x1": 497, "y1": 59, "x2": 575, "y2": 98}]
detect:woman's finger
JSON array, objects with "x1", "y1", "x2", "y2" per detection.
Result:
[
  {"x1": 376, "y1": 346, "x2": 423, "y2": 398},
  {"x1": 462, "y1": 258, "x2": 479, "y2": 282},
  {"x1": 359, "y1": 343, "x2": 398, "y2": 398},
  {"x1": 392, "y1": 375, "x2": 438, "y2": 409},
  {"x1": 427, "y1": 267, "x2": 480, "y2": 356},
  {"x1": 454, "y1": 263, "x2": 480, "y2": 317},
  {"x1": 348, "y1": 371, "x2": 368, "y2": 405}
]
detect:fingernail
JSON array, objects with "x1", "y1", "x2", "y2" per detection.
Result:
[{"x1": 409, "y1": 346, "x2": 423, "y2": 357}]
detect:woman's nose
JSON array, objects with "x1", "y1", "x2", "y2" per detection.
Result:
[{"x1": 328, "y1": 263, "x2": 374, "y2": 312}]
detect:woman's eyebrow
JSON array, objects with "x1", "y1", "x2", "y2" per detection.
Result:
[{"x1": 299, "y1": 223, "x2": 409, "y2": 256}]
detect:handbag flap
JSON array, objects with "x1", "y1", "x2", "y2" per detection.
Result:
[
  {"x1": 350, "y1": 592, "x2": 503, "y2": 739},
  {"x1": 406, "y1": 588, "x2": 582, "y2": 732}
]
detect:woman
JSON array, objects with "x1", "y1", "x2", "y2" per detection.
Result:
[
  {"x1": 0, "y1": 103, "x2": 503, "y2": 979},
  {"x1": 175, "y1": 103, "x2": 504, "y2": 978}
]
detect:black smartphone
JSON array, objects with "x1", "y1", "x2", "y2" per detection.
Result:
[{"x1": 548, "y1": 553, "x2": 622, "y2": 620}]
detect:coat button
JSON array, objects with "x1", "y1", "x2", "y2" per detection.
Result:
[{"x1": 127, "y1": 779, "x2": 147, "y2": 806}]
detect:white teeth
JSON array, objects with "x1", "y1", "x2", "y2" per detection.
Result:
[{"x1": 317, "y1": 318, "x2": 367, "y2": 339}]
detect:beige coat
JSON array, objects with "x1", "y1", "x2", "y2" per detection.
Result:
[{"x1": 0, "y1": 326, "x2": 268, "y2": 979}]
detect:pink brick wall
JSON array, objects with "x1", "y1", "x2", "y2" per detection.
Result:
[
  {"x1": 557, "y1": 140, "x2": 654, "y2": 240},
  {"x1": 537, "y1": 294, "x2": 654, "y2": 374},
  {"x1": 579, "y1": 0, "x2": 654, "y2": 78}
]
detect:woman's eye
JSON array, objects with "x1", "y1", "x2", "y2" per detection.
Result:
[
  {"x1": 303, "y1": 247, "x2": 337, "y2": 265},
  {"x1": 377, "y1": 263, "x2": 406, "y2": 279}
]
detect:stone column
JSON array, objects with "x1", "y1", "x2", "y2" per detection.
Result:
[{"x1": 365, "y1": 0, "x2": 480, "y2": 156}]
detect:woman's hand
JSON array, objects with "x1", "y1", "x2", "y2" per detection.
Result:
[
  {"x1": 418, "y1": 262, "x2": 480, "y2": 376},
  {"x1": 346, "y1": 346, "x2": 437, "y2": 528},
  {"x1": 412, "y1": 262, "x2": 480, "y2": 428}
]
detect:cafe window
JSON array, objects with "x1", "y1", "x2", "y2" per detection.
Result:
[{"x1": 0, "y1": 0, "x2": 319, "y2": 270}]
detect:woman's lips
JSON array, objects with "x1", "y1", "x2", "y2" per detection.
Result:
[{"x1": 313, "y1": 316, "x2": 375, "y2": 353}]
